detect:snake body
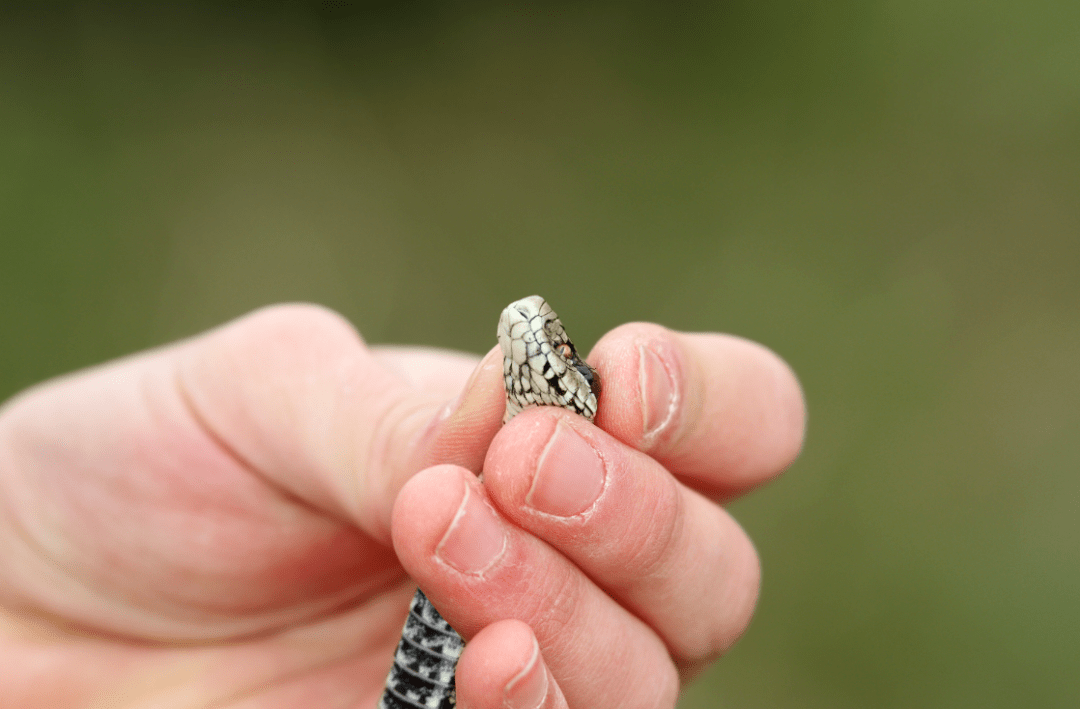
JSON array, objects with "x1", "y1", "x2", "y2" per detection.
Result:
[{"x1": 378, "y1": 295, "x2": 600, "y2": 709}]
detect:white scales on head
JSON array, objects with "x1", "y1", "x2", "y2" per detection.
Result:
[{"x1": 497, "y1": 295, "x2": 600, "y2": 424}]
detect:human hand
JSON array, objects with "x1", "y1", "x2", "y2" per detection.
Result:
[
  {"x1": 392, "y1": 319, "x2": 805, "y2": 709},
  {"x1": 0, "y1": 303, "x2": 804, "y2": 708}
]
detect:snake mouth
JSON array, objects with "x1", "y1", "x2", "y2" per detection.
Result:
[
  {"x1": 570, "y1": 354, "x2": 601, "y2": 399},
  {"x1": 552, "y1": 340, "x2": 601, "y2": 400}
]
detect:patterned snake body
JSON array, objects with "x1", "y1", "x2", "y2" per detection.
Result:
[{"x1": 378, "y1": 295, "x2": 600, "y2": 709}]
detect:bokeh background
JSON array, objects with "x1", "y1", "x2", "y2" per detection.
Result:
[{"x1": 2, "y1": 2, "x2": 1078, "y2": 707}]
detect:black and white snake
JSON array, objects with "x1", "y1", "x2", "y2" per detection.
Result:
[{"x1": 378, "y1": 295, "x2": 601, "y2": 709}]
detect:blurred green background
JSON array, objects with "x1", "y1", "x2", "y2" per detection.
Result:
[{"x1": 2, "y1": 2, "x2": 1077, "y2": 707}]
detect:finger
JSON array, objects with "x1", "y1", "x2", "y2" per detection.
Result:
[
  {"x1": 0, "y1": 305, "x2": 504, "y2": 638},
  {"x1": 0, "y1": 337, "x2": 388, "y2": 639},
  {"x1": 589, "y1": 323, "x2": 805, "y2": 498},
  {"x1": 483, "y1": 408, "x2": 760, "y2": 670},
  {"x1": 370, "y1": 345, "x2": 485, "y2": 393},
  {"x1": 174, "y1": 304, "x2": 506, "y2": 543},
  {"x1": 456, "y1": 619, "x2": 568, "y2": 709},
  {"x1": 0, "y1": 581, "x2": 413, "y2": 707},
  {"x1": 391, "y1": 465, "x2": 680, "y2": 709}
]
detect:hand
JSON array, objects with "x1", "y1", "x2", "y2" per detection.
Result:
[
  {"x1": 0, "y1": 304, "x2": 804, "y2": 708},
  {"x1": 394, "y1": 321, "x2": 804, "y2": 709}
]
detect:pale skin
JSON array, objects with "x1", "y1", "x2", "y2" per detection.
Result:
[{"x1": 0, "y1": 303, "x2": 805, "y2": 709}]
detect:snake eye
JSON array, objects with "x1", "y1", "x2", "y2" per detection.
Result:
[{"x1": 555, "y1": 343, "x2": 573, "y2": 359}]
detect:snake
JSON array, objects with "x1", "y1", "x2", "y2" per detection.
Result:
[{"x1": 378, "y1": 295, "x2": 601, "y2": 709}]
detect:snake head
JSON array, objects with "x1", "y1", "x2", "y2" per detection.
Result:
[{"x1": 497, "y1": 295, "x2": 601, "y2": 423}]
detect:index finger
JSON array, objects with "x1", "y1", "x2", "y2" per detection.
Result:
[{"x1": 589, "y1": 324, "x2": 805, "y2": 499}]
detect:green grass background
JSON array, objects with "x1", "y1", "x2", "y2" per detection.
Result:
[{"x1": 2, "y1": 2, "x2": 1078, "y2": 707}]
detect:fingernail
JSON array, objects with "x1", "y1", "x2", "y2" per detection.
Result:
[
  {"x1": 504, "y1": 635, "x2": 548, "y2": 709},
  {"x1": 526, "y1": 421, "x2": 605, "y2": 517},
  {"x1": 640, "y1": 344, "x2": 676, "y2": 441},
  {"x1": 436, "y1": 481, "x2": 507, "y2": 574}
]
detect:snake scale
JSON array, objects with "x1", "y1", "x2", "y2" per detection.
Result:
[{"x1": 378, "y1": 295, "x2": 601, "y2": 709}]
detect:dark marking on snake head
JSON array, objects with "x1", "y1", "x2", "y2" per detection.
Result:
[
  {"x1": 574, "y1": 359, "x2": 601, "y2": 399},
  {"x1": 553, "y1": 337, "x2": 600, "y2": 401}
]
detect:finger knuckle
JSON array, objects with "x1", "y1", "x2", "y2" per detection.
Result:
[{"x1": 240, "y1": 303, "x2": 364, "y2": 352}]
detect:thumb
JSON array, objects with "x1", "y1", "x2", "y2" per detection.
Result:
[{"x1": 177, "y1": 304, "x2": 505, "y2": 545}]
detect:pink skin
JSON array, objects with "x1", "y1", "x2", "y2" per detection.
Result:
[{"x1": 0, "y1": 304, "x2": 804, "y2": 709}]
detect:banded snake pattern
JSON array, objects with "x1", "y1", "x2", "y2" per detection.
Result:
[{"x1": 378, "y1": 295, "x2": 601, "y2": 709}]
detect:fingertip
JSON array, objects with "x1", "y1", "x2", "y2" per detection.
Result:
[
  {"x1": 457, "y1": 620, "x2": 562, "y2": 709},
  {"x1": 700, "y1": 505, "x2": 763, "y2": 660},
  {"x1": 390, "y1": 465, "x2": 473, "y2": 560},
  {"x1": 589, "y1": 323, "x2": 806, "y2": 496},
  {"x1": 692, "y1": 333, "x2": 806, "y2": 483},
  {"x1": 763, "y1": 344, "x2": 807, "y2": 472},
  {"x1": 418, "y1": 346, "x2": 506, "y2": 474}
]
